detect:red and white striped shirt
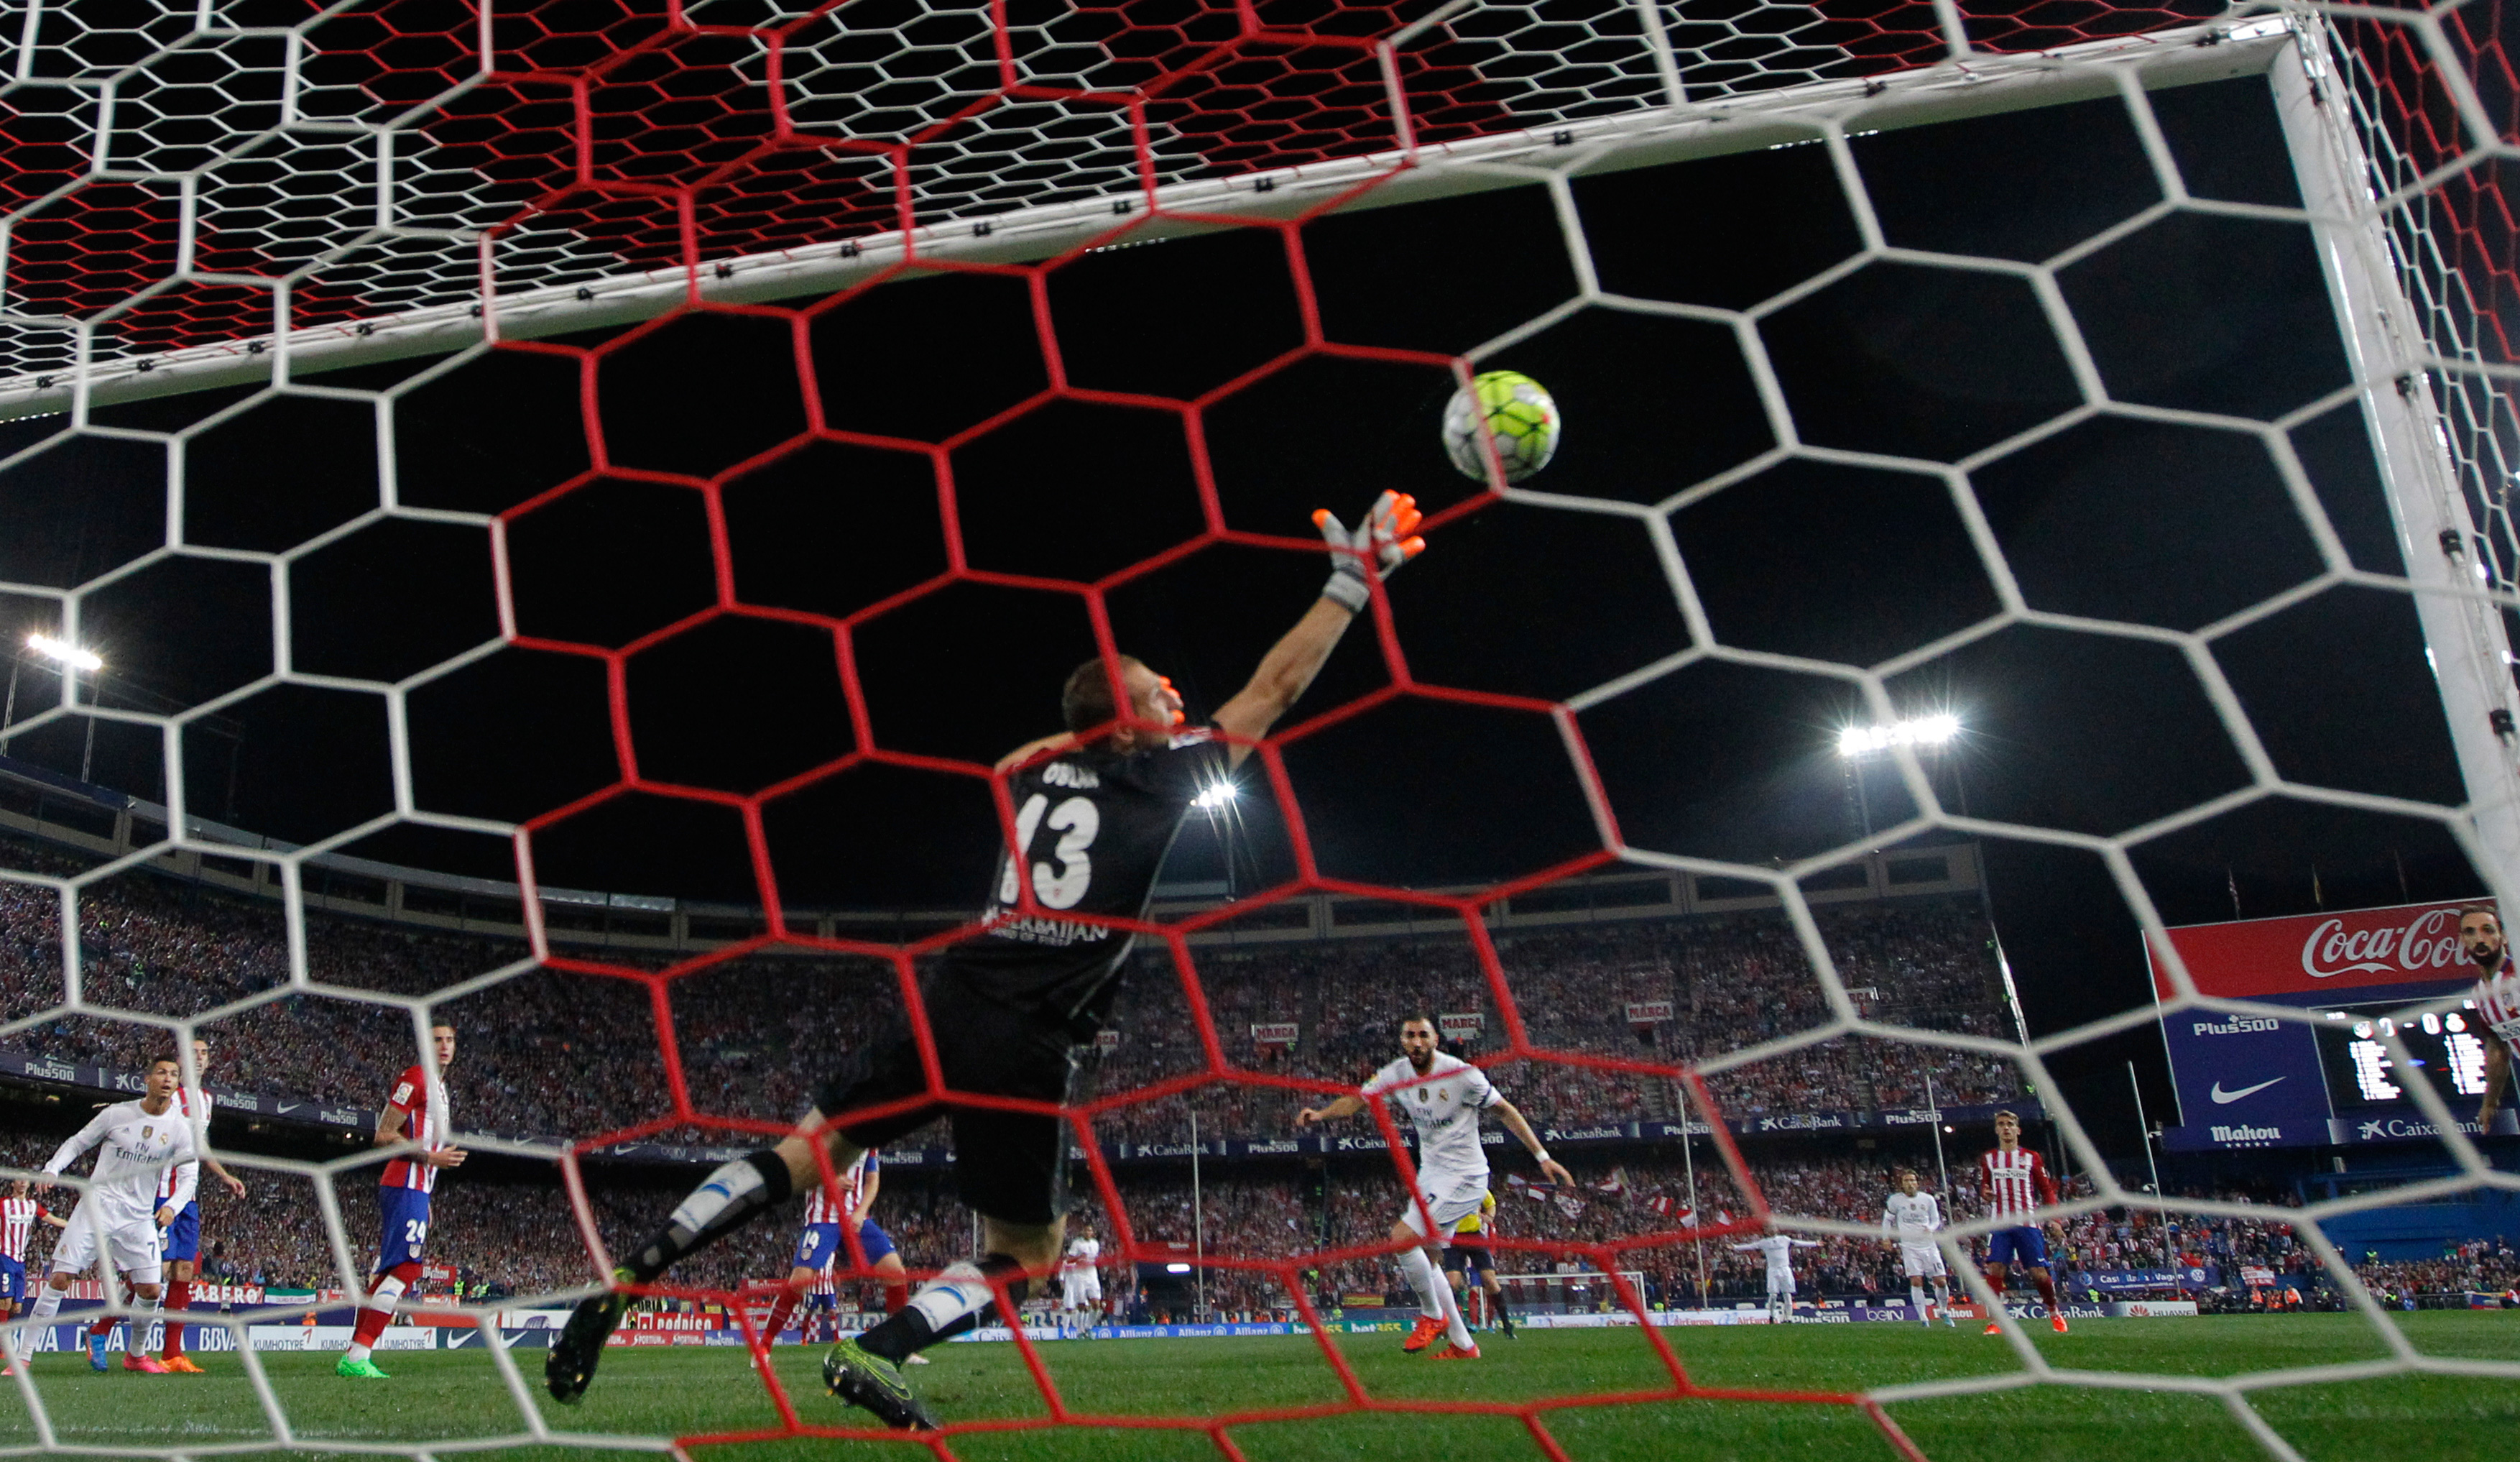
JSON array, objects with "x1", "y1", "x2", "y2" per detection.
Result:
[
  {"x1": 157, "y1": 1087, "x2": 213, "y2": 1203},
  {"x1": 379, "y1": 1065, "x2": 447, "y2": 1194},
  {"x1": 1979, "y1": 1146, "x2": 2057, "y2": 1221},
  {"x1": 1, "y1": 1196, "x2": 46, "y2": 1261},
  {"x1": 802, "y1": 1151, "x2": 877, "y2": 1228},
  {"x1": 2475, "y1": 957, "x2": 2520, "y2": 1059}
]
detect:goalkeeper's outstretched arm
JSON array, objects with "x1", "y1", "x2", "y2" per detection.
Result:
[
  {"x1": 995, "y1": 492, "x2": 1425, "y2": 775},
  {"x1": 1212, "y1": 491, "x2": 1423, "y2": 769}
]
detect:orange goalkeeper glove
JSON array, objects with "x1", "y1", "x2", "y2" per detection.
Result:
[{"x1": 1313, "y1": 491, "x2": 1424, "y2": 612}]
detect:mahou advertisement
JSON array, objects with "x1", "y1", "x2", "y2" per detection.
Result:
[
  {"x1": 2151, "y1": 900, "x2": 2506, "y2": 1151},
  {"x1": 2147, "y1": 900, "x2": 2496, "y2": 1001}
]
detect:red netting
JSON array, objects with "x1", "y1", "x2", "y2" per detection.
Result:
[
  {"x1": 3, "y1": 0, "x2": 2264, "y2": 373},
  {"x1": 6, "y1": 1, "x2": 2519, "y2": 1453},
  {"x1": 2335, "y1": 0, "x2": 2520, "y2": 366}
]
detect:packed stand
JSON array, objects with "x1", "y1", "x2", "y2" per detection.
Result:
[{"x1": 6, "y1": 828, "x2": 2019, "y2": 1151}]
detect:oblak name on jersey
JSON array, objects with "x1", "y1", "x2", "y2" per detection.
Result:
[{"x1": 959, "y1": 730, "x2": 1229, "y2": 1032}]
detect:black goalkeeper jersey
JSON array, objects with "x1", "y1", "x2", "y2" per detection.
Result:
[{"x1": 940, "y1": 727, "x2": 1229, "y2": 1032}]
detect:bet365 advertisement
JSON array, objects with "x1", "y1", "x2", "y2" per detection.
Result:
[{"x1": 2146, "y1": 901, "x2": 2516, "y2": 1150}]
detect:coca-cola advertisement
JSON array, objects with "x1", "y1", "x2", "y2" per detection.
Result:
[
  {"x1": 2151, "y1": 900, "x2": 2502, "y2": 1153},
  {"x1": 2146, "y1": 900, "x2": 2495, "y2": 1001}
]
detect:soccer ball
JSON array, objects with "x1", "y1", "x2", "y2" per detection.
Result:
[{"x1": 1441, "y1": 369, "x2": 1561, "y2": 483}]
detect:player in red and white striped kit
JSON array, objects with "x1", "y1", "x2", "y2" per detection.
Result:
[
  {"x1": 760, "y1": 1151, "x2": 910, "y2": 1358},
  {"x1": 2, "y1": 1180, "x2": 68, "y2": 1375},
  {"x1": 1977, "y1": 1111, "x2": 2068, "y2": 1335},
  {"x1": 339, "y1": 1024, "x2": 466, "y2": 1380},
  {"x1": 2457, "y1": 908, "x2": 2520, "y2": 1130}
]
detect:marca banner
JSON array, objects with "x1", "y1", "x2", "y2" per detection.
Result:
[
  {"x1": 1251, "y1": 1022, "x2": 1299, "y2": 1046},
  {"x1": 1625, "y1": 1001, "x2": 1674, "y2": 1024},
  {"x1": 1439, "y1": 1012, "x2": 1484, "y2": 1039},
  {"x1": 2147, "y1": 901, "x2": 2493, "y2": 1001}
]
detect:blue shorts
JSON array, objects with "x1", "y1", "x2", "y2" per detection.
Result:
[
  {"x1": 1, "y1": 1256, "x2": 23, "y2": 1305},
  {"x1": 376, "y1": 1187, "x2": 433, "y2": 1273},
  {"x1": 1987, "y1": 1226, "x2": 2049, "y2": 1268},
  {"x1": 162, "y1": 1203, "x2": 201, "y2": 1264},
  {"x1": 794, "y1": 1220, "x2": 897, "y2": 1271}
]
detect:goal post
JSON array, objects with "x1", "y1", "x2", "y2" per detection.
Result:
[
  {"x1": 2265, "y1": 19, "x2": 2520, "y2": 909},
  {"x1": 1492, "y1": 1269, "x2": 1651, "y2": 1317}
]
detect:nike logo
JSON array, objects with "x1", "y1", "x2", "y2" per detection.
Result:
[{"x1": 2210, "y1": 1077, "x2": 2284, "y2": 1104}]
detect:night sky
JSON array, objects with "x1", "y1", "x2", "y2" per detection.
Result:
[{"x1": 0, "y1": 74, "x2": 2490, "y2": 1158}]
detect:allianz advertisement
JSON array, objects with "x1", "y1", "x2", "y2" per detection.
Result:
[{"x1": 2149, "y1": 901, "x2": 2519, "y2": 1150}]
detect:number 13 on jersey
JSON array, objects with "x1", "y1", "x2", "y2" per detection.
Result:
[{"x1": 998, "y1": 794, "x2": 1101, "y2": 910}]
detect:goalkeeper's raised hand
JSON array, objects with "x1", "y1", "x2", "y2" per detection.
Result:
[
  {"x1": 1209, "y1": 494, "x2": 1428, "y2": 768},
  {"x1": 1314, "y1": 490, "x2": 1425, "y2": 613}
]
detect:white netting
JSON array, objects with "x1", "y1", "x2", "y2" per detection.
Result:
[{"x1": 2, "y1": 0, "x2": 2519, "y2": 1457}]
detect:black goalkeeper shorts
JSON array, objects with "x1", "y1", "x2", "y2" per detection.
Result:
[{"x1": 813, "y1": 974, "x2": 1084, "y2": 1227}]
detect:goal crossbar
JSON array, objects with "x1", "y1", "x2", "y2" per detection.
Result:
[{"x1": 0, "y1": 20, "x2": 2289, "y2": 423}]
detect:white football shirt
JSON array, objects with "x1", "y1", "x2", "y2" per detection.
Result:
[
  {"x1": 1064, "y1": 1236, "x2": 1101, "y2": 1271},
  {"x1": 47, "y1": 1099, "x2": 199, "y2": 1223},
  {"x1": 1363, "y1": 1052, "x2": 1500, "y2": 1184},
  {"x1": 1730, "y1": 1235, "x2": 1818, "y2": 1274},
  {"x1": 1883, "y1": 1191, "x2": 1944, "y2": 1238}
]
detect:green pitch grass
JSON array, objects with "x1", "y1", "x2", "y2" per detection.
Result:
[{"x1": 4, "y1": 1315, "x2": 2514, "y2": 1462}]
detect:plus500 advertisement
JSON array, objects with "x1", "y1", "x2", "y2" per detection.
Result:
[{"x1": 2146, "y1": 902, "x2": 2513, "y2": 1151}]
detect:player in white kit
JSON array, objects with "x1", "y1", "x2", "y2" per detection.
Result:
[
  {"x1": 1299, "y1": 1016, "x2": 1573, "y2": 1361},
  {"x1": 1881, "y1": 1169, "x2": 1957, "y2": 1327},
  {"x1": 2459, "y1": 907, "x2": 2520, "y2": 1130},
  {"x1": 1058, "y1": 1226, "x2": 1102, "y2": 1331},
  {"x1": 13, "y1": 1056, "x2": 198, "y2": 1374},
  {"x1": 1730, "y1": 1233, "x2": 1820, "y2": 1323}
]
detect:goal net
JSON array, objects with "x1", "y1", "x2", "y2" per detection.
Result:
[
  {"x1": 1492, "y1": 1269, "x2": 1650, "y2": 1317},
  {"x1": 3, "y1": 0, "x2": 2519, "y2": 1456}
]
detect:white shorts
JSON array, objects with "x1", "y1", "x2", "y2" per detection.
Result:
[
  {"x1": 1900, "y1": 1241, "x2": 1947, "y2": 1279},
  {"x1": 1061, "y1": 1272, "x2": 1100, "y2": 1307},
  {"x1": 51, "y1": 1203, "x2": 162, "y2": 1286},
  {"x1": 1764, "y1": 1269, "x2": 1797, "y2": 1295},
  {"x1": 1398, "y1": 1172, "x2": 1490, "y2": 1240}
]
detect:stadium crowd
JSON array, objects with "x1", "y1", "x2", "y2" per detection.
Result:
[
  {"x1": 1, "y1": 830, "x2": 2022, "y2": 1154},
  {"x1": 9, "y1": 831, "x2": 2496, "y2": 1323}
]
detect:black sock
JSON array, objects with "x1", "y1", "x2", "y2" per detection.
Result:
[
  {"x1": 857, "y1": 1254, "x2": 1030, "y2": 1363},
  {"x1": 624, "y1": 1151, "x2": 793, "y2": 1284},
  {"x1": 1491, "y1": 1289, "x2": 1513, "y2": 1322}
]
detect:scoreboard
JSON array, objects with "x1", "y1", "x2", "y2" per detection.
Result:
[
  {"x1": 2148, "y1": 902, "x2": 2519, "y2": 1151},
  {"x1": 2310, "y1": 1001, "x2": 2496, "y2": 1111}
]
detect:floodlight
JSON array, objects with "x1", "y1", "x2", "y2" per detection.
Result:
[
  {"x1": 27, "y1": 633, "x2": 101, "y2": 672},
  {"x1": 1193, "y1": 780, "x2": 1239, "y2": 811},
  {"x1": 1838, "y1": 714, "x2": 1960, "y2": 758},
  {"x1": 1165, "y1": 1262, "x2": 1192, "y2": 1273}
]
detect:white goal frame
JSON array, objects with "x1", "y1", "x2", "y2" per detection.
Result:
[
  {"x1": 1492, "y1": 1269, "x2": 1652, "y2": 1315},
  {"x1": 0, "y1": 21, "x2": 2293, "y2": 421}
]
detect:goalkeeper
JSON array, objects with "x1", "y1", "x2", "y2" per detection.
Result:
[{"x1": 548, "y1": 493, "x2": 1426, "y2": 1429}]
